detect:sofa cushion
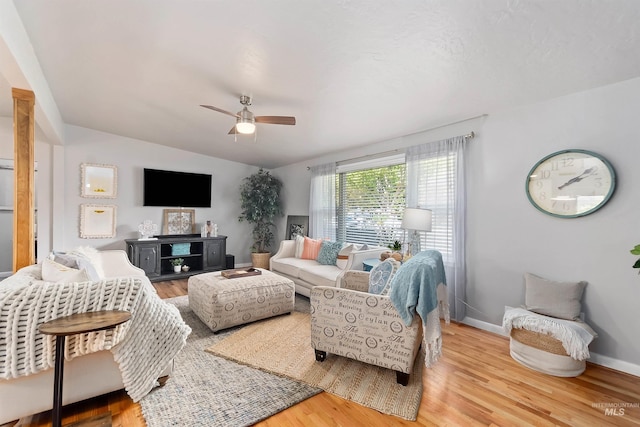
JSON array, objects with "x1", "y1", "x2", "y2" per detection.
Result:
[
  {"x1": 271, "y1": 257, "x2": 319, "y2": 278},
  {"x1": 316, "y1": 240, "x2": 343, "y2": 265},
  {"x1": 524, "y1": 272, "x2": 587, "y2": 320},
  {"x1": 41, "y1": 259, "x2": 91, "y2": 283},
  {"x1": 299, "y1": 264, "x2": 342, "y2": 288},
  {"x1": 301, "y1": 237, "x2": 323, "y2": 260}
]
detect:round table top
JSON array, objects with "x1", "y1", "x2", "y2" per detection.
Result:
[{"x1": 39, "y1": 310, "x2": 131, "y2": 336}]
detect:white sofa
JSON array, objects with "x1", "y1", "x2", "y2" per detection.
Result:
[
  {"x1": 0, "y1": 250, "x2": 181, "y2": 425},
  {"x1": 270, "y1": 240, "x2": 388, "y2": 297}
]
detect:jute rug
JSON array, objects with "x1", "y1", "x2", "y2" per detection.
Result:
[
  {"x1": 206, "y1": 311, "x2": 424, "y2": 421},
  {"x1": 139, "y1": 296, "x2": 321, "y2": 427}
]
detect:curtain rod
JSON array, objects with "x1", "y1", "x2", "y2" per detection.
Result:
[{"x1": 307, "y1": 130, "x2": 476, "y2": 170}]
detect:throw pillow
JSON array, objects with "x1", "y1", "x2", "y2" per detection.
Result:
[
  {"x1": 336, "y1": 244, "x2": 355, "y2": 269},
  {"x1": 524, "y1": 272, "x2": 587, "y2": 320},
  {"x1": 379, "y1": 259, "x2": 401, "y2": 295},
  {"x1": 316, "y1": 241, "x2": 344, "y2": 265},
  {"x1": 359, "y1": 244, "x2": 370, "y2": 250},
  {"x1": 41, "y1": 259, "x2": 91, "y2": 283},
  {"x1": 368, "y1": 258, "x2": 401, "y2": 295},
  {"x1": 68, "y1": 246, "x2": 105, "y2": 279},
  {"x1": 294, "y1": 234, "x2": 305, "y2": 258},
  {"x1": 49, "y1": 251, "x2": 79, "y2": 268},
  {"x1": 301, "y1": 237, "x2": 323, "y2": 260}
]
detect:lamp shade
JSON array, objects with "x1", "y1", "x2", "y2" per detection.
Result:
[{"x1": 401, "y1": 208, "x2": 432, "y2": 231}]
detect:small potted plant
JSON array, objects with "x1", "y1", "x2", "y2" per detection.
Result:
[{"x1": 170, "y1": 258, "x2": 184, "y2": 273}]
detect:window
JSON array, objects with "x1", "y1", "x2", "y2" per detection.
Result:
[
  {"x1": 333, "y1": 151, "x2": 458, "y2": 261},
  {"x1": 336, "y1": 161, "x2": 406, "y2": 247}
]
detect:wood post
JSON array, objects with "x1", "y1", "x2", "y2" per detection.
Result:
[{"x1": 12, "y1": 88, "x2": 35, "y2": 271}]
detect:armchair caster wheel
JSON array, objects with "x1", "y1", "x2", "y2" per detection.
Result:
[
  {"x1": 396, "y1": 371, "x2": 409, "y2": 386},
  {"x1": 315, "y1": 350, "x2": 327, "y2": 362}
]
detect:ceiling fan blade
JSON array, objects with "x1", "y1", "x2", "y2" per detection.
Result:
[
  {"x1": 228, "y1": 125, "x2": 238, "y2": 134},
  {"x1": 200, "y1": 105, "x2": 240, "y2": 118},
  {"x1": 255, "y1": 116, "x2": 296, "y2": 125}
]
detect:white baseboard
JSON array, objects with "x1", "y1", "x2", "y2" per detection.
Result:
[{"x1": 461, "y1": 316, "x2": 640, "y2": 377}]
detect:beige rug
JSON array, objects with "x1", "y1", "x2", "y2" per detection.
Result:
[{"x1": 205, "y1": 312, "x2": 423, "y2": 421}]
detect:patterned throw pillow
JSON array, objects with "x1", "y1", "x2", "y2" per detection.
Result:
[
  {"x1": 316, "y1": 241, "x2": 344, "y2": 265},
  {"x1": 301, "y1": 237, "x2": 323, "y2": 260},
  {"x1": 368, "y1": 259, "x2": 401, "y2": 295},
  {"x1": 379, "y1": 259, "x2": 401, "y2": 296}
]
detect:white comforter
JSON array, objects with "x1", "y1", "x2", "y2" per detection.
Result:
[{"x1": 0, "y1": 264, "x2": 191, "y2": 402}]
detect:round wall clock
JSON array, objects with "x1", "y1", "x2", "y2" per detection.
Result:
[{"x1": 525, "y1": 149, "x2": 616, "y2": 218}]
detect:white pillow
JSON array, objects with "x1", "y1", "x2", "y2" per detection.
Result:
[
  {"x1": 68, "y1": 246, "x2": 105, "y2": 279},
  {"x1": 336, "y1": 244, "x2": 354, "y2": 269},
  {"x1": 524, "y1": 272, "x2": 587, "y2": 320},
  {"x1": 41, "y1": 259, "x2": 91, "y2": 283},
  {"x1": 294, "y1": 234, "x2": 305, "y2": 258}
]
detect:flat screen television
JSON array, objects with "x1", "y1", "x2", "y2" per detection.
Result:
[{"x1": 143, "y1": 168, "x2": 212, "y2": 207}]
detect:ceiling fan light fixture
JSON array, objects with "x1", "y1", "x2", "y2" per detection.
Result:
[
  {"x1": 236, "y1": 106, "x2": 256, "y2": 134},
  {"x1": 236, "y1": 121, "x2": 256, "y2": 134}
]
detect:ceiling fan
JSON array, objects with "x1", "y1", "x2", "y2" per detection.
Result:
[{"x1": 200, "y1": 95, "x2": 296, "y2": 135}]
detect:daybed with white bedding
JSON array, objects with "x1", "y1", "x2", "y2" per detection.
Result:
[{"x1": 0, "y1": 249, "x2": 191, "y2": 424}]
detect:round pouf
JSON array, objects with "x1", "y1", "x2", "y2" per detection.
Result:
[{"x1": 509, "y1": 328, "x2": 585, "y2": 377}]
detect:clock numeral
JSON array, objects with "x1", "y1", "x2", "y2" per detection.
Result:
[
  {"x1": 540, "y1": 170, "x2": 551, "y2": 179},
  {"x1": 538, "y1": 191, "x2": 546, "y2": 201},
  {"x1": 535, "y1": 181, "x2": 544, "y2": 188},
  {"x1": 562, "y1": 157, "x2": 574, "y2": 168}
]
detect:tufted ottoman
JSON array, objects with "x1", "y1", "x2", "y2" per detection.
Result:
[{"x1": 188, "y1": 269, "x2": 295, "y2": 332}]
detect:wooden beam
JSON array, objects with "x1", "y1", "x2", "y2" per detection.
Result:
[{"x1": 12, "y1": 87, "x2": 35, "y2": 271}]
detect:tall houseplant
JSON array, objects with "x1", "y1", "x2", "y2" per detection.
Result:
[{"x1": 239, "y1": 168, "x2": 283, "y2": 268}]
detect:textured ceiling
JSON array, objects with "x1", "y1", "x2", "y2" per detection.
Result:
[{"x1": 7, "y1": 0, "x2": 640, "y2": 168}]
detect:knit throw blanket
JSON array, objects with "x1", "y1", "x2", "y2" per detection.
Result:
[
  {"x1": 389, "y1": 250, "x2": 450, "y2": 368},
  {"x1": 0, "y1": 265, "x2": 191, "y2": 402},
  {"x1": 502, "y1": 307, "x2": 597, "y2": 361}
]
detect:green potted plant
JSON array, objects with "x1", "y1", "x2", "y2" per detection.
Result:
[
  {"x1": 631, "y1": 245, "x2": 640, "y2": 272},
  {"x1": 170, "y1": 258, "x2": 184, "y2": 273},
  {"x1": 239, "y1": 168, "x2": 283, "y2": 269},
  {"x1": 388, "y1": 240, "x2": 402, "y2": 252}
]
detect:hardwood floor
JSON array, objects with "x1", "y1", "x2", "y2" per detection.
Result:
[{"x1": 7, "y1": 279, "x2": 640, "y2": 426}]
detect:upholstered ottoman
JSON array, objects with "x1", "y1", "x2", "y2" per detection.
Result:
[{"x1": 188, "y1": 269, "x2": 295, "y2": 332}]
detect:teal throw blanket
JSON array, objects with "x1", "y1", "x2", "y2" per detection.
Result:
[{"x1": 389, "y1": 250, "x2": 447, "y2": 326}]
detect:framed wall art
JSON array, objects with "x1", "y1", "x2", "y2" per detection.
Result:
[
  {"x1": 81, "y1": 163, "x2": 117, "y2": 198},
  {"x1": 80, "y1": 204, "x2": 117, "y2": 238},
  {"x1": 285, "y1": 215, "x2": 309, "y2": 240},
  {"x1": 163, "y1": 209, "x2": 196, "y2": 235}
]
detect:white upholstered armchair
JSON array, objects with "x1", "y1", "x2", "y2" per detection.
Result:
[{"x1": 310, "y1": 269, "x2": 423, "y2": 385}]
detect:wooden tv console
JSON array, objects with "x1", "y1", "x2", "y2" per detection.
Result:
[{"x1": 126, "y1": 235, "x2": 227, "y2": 282}]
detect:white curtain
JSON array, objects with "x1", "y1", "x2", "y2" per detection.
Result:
[
  {"x1": 309, "y1": 163, "x2": 336, "y2": 240},
  {"x1": 405, "y1": 135, "x2": 467, "y2": 321}
]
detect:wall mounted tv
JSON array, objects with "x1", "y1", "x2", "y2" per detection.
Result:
[{"x1": 143, "y1": 168, "x2": 212, "y2": 207}]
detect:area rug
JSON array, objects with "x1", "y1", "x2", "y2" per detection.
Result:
[
  {"x1": 206, "y1": 311, "x2": 424, "y2": 421},
  {"x1": 139, "y1": 296, "x2": 321, "y2": 427}
]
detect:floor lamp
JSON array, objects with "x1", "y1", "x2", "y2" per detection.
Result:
[{"x1": 401, "y1": 207, "x2": 432, "y2": 259}]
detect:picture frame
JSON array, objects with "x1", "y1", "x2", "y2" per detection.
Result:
[
  {"x1": 81, "y1": 163, "x2": 117, "y2": 198},
  {"x1": 163, "y1": 209, "x2": 196, "y2": 235},
  {"x1": 285, "y1": 215, "x2": 309, "y2": 240},
  {"x1": 80, "y1": 204, "x2": 117, "y2": 238}
]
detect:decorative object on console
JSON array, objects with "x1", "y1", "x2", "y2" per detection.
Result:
[
  {"x1": 80, "y1": 163, "x2": 117, "y2": 198},
  {"x1": 138, "y1": 219, "x2": 158, "y2": 240},
  {"x1": 163, "y1": 208, "x2": 196, "y2": 235},
  {"x1": 79, "y1": 204, "x2": 117, "y2": 238},
  {"x1": 170, "y1": 258, "x2": 184, "y2": 273},
  {"x1": 200, "y1": 220, "x2": 218, "y2": 237},
  {"x1": 285, "y1": 215, "x2": 309, "y2": 240},
  {"x1": 401, "y1": 207, "x2": 432, "y2": 258},
  {"x1": 525, "y1": 149, "x2": 616, "y2": 218},
  {"x1": 239, "y1": 169, "x2": 283, "y2": 269}
]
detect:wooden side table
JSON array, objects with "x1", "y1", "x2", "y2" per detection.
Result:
[{"x1": 39, "y1": 310, "x2": 131, "y2": 427}]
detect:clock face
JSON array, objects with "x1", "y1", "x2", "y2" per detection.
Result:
[{"x1": 526, "y1": 149, "x2": 615, "y2": 218}]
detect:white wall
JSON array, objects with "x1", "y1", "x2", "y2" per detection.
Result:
[
  {"x1": 466, "y1": 77, "x2": 640, "y2": 370},
  {"x1": 60, "y1": 125, "x2": 260, "y2": 264},
  {"x1": 274, "y1": 78, "x2": 640, "y2": 373}
]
